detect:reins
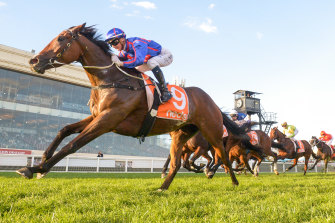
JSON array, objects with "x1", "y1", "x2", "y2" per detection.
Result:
[{"x1": 48, "y1": 28, "x2": 149, "y2": 82}]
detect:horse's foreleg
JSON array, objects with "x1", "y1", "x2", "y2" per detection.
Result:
[
  {"x1": 159, "y1": 128, "x2": 195, "y2": 191},
  {"x1": 161, "y1": 154, "x2": 171, "y2": 178},
  {"x1": 42, "y1": 116, "x2": 94, "y2": 163},
  {"x1": 240, "y1": 154, "x2": 254, "y2": 175},
  {"x1": 309, "y1": 159, "x2": 320, "y2": 170},
  {"x1": 201, "y1": 152, "x2": 213, "y2": 172},
  {"x1": 189, "y1": 146, "x2": 204, "y2": 171},
  {"x1": 17, "y1": 114, "x2": 112, "y2": 179}
]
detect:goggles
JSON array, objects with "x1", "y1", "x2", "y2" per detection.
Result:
[{"x1": 108, "y1": 38, "x2": 120, "y2": 46}]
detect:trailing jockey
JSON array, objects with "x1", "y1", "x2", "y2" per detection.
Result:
[
  {"x1": 105, "y1": 28, "x2": 173, "y2": 103},
  {"x1": 319, "y1": 131, "x2": 334, "y2": 150},
  {"x1": 281, "y1": 122, "x2": 300, "y2": 150}
]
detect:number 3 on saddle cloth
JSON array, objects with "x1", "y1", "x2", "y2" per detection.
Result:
[
  {"x1": 222, "y1": 127, "x2": 260, "y2": 146},
  {"x1": 296, "y1": 140, "x2": 305, "y2": 153},
  {"x1": 137, "y1": 73, "x2": 189, "y2": 142}
]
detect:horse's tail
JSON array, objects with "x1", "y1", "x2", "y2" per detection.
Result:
[
  {"x1": 241, "y1": 139, "x2": 264, "y2": 157},
  {"x1": 271, "y1": 141, "x2": 288, "y2": 153},
  {"x1": 221, "y1": 111, "x2": 248, "y2": 136}
]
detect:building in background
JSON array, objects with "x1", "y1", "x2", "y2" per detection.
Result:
[{"x1": 0, "y1": 44, "x2": 169, "y2": 157}]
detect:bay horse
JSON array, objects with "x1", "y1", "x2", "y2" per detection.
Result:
[
  {"x1": 161, "y1": 132, "x2": 215, "y2": 178},
  {"x1": 309, "y1": 136, "x2": 334, "y2": 173},
  {"x1": 230, "y1": 130, "x2": 283, "y2": 176},
  {"x1": 269, "y1": 127, "x2": 312, "y2": 175},
  {"x1": 16, "y1": 23, "x2": 246, "y2": 190},
  {"x1": 204, "y1": 124, "x2": 264, "y2": 178}
]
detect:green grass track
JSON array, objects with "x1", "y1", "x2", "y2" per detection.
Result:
[{"x1": 1, "y1": 172, "x2": 334, "y2": 222}]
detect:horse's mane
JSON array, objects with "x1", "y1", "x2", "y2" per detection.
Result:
[
  {"x1": 79, "y1": 25, "x2": 111, "y2": 56},
  {"x1": 78, "y1": 25, "x2": 141, "y2": 76}
]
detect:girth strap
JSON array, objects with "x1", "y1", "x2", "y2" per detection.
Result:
[
  {"x1": 91, "y1": 82, "x2": 146, "y2": 91},
  {"x1": 136, "y1": 88, "x2": 161, "y2": 142}
]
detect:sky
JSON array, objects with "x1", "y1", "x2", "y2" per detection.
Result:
[{"x1": 0, "y1": 0, "x2": 335, "y2": 141}]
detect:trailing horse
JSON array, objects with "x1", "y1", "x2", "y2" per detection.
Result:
[
  {"x1": 161, "y1": 132, "x2": 215, "y2": 178},
  {"x1": 16, "y1": 24, "x2": 246, "y2": 190},
  {"x1": 269, "y1": 127, "x2": 312, "y2": 175},
  {"x1": 309, "y1": 136, "x2": 334, "y2": 173}
]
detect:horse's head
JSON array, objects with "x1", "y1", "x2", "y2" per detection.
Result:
[
  {"x1": 269, "y1": 127, "x2": 279, "y2": 140},
  {"x1": 29, "y1": 23, "x2": 87, "y2": 74},
  {"x1": 309, "y1": 136, "x2": 319, "y2": 147}
]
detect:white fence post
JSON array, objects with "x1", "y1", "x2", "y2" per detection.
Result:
[
  {"x1": 65, "y1": 157, "x2": 69, "y2": 172},
  {"x1": 125, "y1": 159, "x2": 128, "y2": 173},
  {"x1": 151, "y1": 159, "x2": 154, "y2": 173},
  {"x1": 31, "y1": 156, "x2": 34, "y2": 167},
  {"x1": 97, "y1": 157, "x2": 100, "y2": 173},
  {"x1": 283, "y1": 163, "x2": 285, "y2": 172},
  {"x1": 315, "y1": 165, "x2": 317, "y2": 172}
]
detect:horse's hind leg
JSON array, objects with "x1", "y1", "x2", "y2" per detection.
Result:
[
  {"x1": 324, "y1": 158, "x2": 329, "y2": 174},
  {"x1": 285, "y1": 158, "x2": 298, "y2": 172},
  {"x1": 159, "y1": 126, "x2": 197, "y2": 191},
  {"x1": 161, "y1": 154, "x2": 171, "y2": 178}
]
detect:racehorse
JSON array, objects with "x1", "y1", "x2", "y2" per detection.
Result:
[
  {"x1": 161, "y1": 132, "x2": 215, "y2": 178},
  {"x1": 309, "y1": 136, "x2": 334, "y2": 173},
  {"x1": 205, "y1": 124, "x2": 263, "y2": 178},
  {"x1": 16, "y1": 23, "x2": 246, "y2": 190},
  {"x1": 231, "y1": 130, "x2": 283, "y2": 176},
  {"x1": 269, "y1": 127, "x2": 312, "y2": 175}
]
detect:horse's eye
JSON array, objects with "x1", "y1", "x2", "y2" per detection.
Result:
[{"x1": 58, "y1": 36, "x2": 65, "y2": 42}]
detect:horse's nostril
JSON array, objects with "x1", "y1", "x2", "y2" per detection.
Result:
[{"x1": 29, "y1": 58, "x2": 39, "y2": 65}]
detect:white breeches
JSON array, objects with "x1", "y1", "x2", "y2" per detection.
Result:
[
  {"x1": 326, "y1": 139, "x2": 333, "y2": 147},
  {"x1": 136, "y1": 48, "x2": 173, "y2": 72}
]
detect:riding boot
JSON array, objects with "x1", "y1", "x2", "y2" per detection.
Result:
[{"x1": 152, "y1": 66, "x2": 172, "y2": 102}]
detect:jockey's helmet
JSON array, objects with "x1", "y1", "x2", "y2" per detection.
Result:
[
  {"x1": 321, "y1": 131, "x2": 326, "y2": 136},
  {"x1": 105, "y1": 28, "x2": 126, "y2": 44},
  {"x1": 229, "y1": 110, "x2": 238, "y2": 117},
  {"x1": 281, "y1": 122, "x2": 287, "y2": 127}
]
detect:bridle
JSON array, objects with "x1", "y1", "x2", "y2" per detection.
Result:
[
  {"x1": 310, "y1": 138, "x2": 322, "y2": 147},
  {"x1": 41, "y1": 28, "x2": 147, "y2": 81}
]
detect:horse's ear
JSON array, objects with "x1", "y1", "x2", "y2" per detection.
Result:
[
  {"x1": 80, "y1": 23, "x2": 86, "y2": 31},
  {"x1": 74, "y1": 23, "x2": 86, "y2": 33}
]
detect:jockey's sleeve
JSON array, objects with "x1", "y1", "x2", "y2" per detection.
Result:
[{"x1": 122, "y1": 40, "x2": 148, "y2": 68}]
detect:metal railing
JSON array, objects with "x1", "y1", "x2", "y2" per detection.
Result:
[{"x1": 0, "y1": 154, "x2": 334, "y2": 173}]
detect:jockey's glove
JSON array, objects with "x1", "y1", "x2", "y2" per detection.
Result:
[{"x1": 111, "y1": 54, "x2": 123, "y2": 66}]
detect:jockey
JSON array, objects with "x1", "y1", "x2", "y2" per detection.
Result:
[
  {"x1": 319, "y1": 131, "x2": 333, "y2": 147},
  {"x1": 105, "y1": 28, "x2": 173, "y2": 102},
  {"x1": 282, "y1": 122, "x2": 300, "y2": 150},
  {"x1": 281, "y1": 122, "x2": 299, "y2": 139},
  {"x1": 229, "y1": 110, "x2": 249, "y2": 127}
]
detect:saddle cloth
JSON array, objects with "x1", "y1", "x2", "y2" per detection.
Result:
[
  {"x1": 222, "y1": 125, "x2": 228, "y2": 138},
  {"x1": 297, "y1": 140, "x2": 305, "y2": 153},
  {"x1": 142, "y1": 74, "x2": 189, "y2": 122},
  {"x1": 247, "y1": 131, "x2": 259, "y2": 145}
]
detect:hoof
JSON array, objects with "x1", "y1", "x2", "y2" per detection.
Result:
[
  {"x1": 274, "y1": 171, "x2": 279, "y2": 175},
  {"x1": 161, "y1": 173, "x2": 166, "y2": 179},
  {"x1": 204, "y1": 167, "x2": 209, "y2": 175},
  {"x1": 157, "y1": 188, "x2": 165, "y2": 192},
  {"x1": 16, "y1": 167, "x2": 33, "y2": 179},
  {"x1": 36, "y1": 172, "x2": 48, "y2": 179},
  {"x1": 207, "y1": 171, "x2": 214, "y2": 179}
]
